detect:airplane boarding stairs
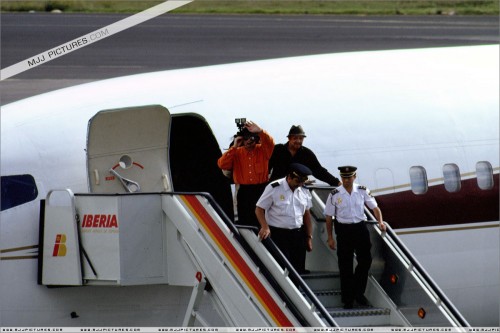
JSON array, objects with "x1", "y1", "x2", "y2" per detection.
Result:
[
  {"x1": 307, "y1": 188, "x2": 470, "y2": 328},
  {"x1": 39, "y1": 188, "x2": 470, "y2": 328}
]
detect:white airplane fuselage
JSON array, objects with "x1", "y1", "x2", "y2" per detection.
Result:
[{"x1": 1, "y1": 45, "x2": 499, "y2": 326}]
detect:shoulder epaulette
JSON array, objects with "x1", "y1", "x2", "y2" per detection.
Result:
[
  {"x1": 271, "y1": 182, "x2": 280, "y2": 188},
  {"x1": 357, "y1": 185, "x2": 367, "y2": 190},
  {"x1": 330, "y1": 188, "x2": 339, "y2": 195}
]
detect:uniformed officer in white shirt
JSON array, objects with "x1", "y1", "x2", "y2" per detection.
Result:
[
  {"x1": 324, "y1": 166, "x2": 386, "y2": 309},
  {"x1": 256, "y1": 163, "x2": 313, "y2": 274}
]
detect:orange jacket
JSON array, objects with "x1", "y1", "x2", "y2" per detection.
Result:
[{"x1": 217, "y1": 130, "x2": 274, "y2": 185}]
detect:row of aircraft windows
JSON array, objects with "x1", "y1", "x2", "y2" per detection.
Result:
[
  {"x1": 0, "y1": 162, "x2": 496, "y2": 211},
  {"x1": 409, "y1": 161, "x2": 495, "y2": 195}
]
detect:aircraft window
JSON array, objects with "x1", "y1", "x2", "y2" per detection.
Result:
[
  {"x1": 476, "y1": 161, "x2": 494, "y2": 190},
  {"x1": 409, "y1": 166, "x2": 428, "y2": 195},
  {"x1": 0, "y1": 174, "x2": 38, "y2": 211},
  {"x1": 443, "y1": 164, "x2": 461, "y2": 193}
]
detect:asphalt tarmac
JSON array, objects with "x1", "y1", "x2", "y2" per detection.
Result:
[{"x1": 1, "y1": 13, "x2": 498, "y2": 105}]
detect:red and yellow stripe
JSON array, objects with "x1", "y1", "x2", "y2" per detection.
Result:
[{"x1": 180, "y1": 194, "x2": 295, "y2": 327}]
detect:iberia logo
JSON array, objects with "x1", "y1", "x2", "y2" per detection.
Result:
[
  {"x1": 81, "y1": 214, "x2": 118, "y2": 228},
  {"x1": 53, "y1": 234, "x2": 67, "y2": 257}
]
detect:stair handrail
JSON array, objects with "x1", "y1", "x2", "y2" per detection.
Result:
[
  {"x1": 236, "y1": 226, "x2": 311, "y2": 326},
  {"x1": 176, "y1": 191, "x2": 337, "y2": 327},
  {"x1": 238, "y1": 225, "x2": 339, "y2": 327},
  {"x1": 306, "y1": 185, "x2": 469, "y2": 328},
  {"x1": 363, "y1": 207, "x2": 470, "y2": 328}
]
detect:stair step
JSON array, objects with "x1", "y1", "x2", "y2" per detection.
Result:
[
  {"x1": 313, "y1": 289, "x2": 342, "y2": 297},
  {"x1": 301, "y1": 271, "x2": 340, "y2": 291},
  {"x1": 324, "y1": 306, "x2": 392, "y2": 326},
  {"x1": 327, "y1": 306, "x2": 391, "y2": 317},
  {"x1": 302, "y1": 271, "x2": 392, "y2": 326},
  {"x1": 301, "y1": 271, "x2": 339, "y2": 279},
  {"x1": 308, "y1": 289, "x2": 342, "y2": 308}
]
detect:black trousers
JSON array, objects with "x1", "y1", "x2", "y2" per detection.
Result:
[
  {"x1": 334, "y1": 220, "x2": 372, "y2": 303},
  {"x1": 236, "y1": 183, "x2": 268, "y2": 227},
  {"x1": 269, "y1": 225, "x2": 307, "y2": 274}
]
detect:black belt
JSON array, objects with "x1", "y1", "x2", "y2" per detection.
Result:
[{"x1": 269, "y1": 226, "x2": 302, "y2": 232}]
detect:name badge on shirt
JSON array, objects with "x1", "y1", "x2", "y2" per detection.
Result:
[
  {"x1": 337, "y1": 197, "x2": 342, "y2": 204},
  {"x1": 280, "y1": 195, "x2": 285, "y2": 201}
]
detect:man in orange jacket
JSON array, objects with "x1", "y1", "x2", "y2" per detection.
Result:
[{"x1": 218, "y1": 120, "x2": 274, "y2": 227}]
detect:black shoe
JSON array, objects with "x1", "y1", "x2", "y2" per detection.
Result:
[
  {"x1": 343, "y1": 301, "x2": 354, "y2": 309},
  {"x1": 355, "y1": 295, "x2": 369, "y2": 306}
]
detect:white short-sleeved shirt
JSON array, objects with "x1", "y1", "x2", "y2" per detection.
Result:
[
  {"x1": 256, "y1": 178, "x2": 312, "y2": 229},
  {"x1": 323, "y1": 183, "x2": 377, "y2": 223}
]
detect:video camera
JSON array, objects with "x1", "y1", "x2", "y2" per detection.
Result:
[
  {"x1": 235, "y1": 118, "x2": 246, "y2": 136},
  {"x1": 234, "y1": 118, "x2": 259, "y2": 143},
  {"x1": 234, "y1": 118, "x2": 247, "y2": 136}
]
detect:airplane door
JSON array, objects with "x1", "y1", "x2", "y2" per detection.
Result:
[{"x1": 87, "y1": 105, "x2": 172, "y2": 193}]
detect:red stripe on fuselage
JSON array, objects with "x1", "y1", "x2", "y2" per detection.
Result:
[{"x1": 377, "y1": 174, "x2": 499, "y2": 229}]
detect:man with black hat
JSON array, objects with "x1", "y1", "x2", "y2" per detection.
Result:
[
  {"x1": 255, "y1": 163, "x2": 313, "y2": 274},
  {"x1": 218, "y1": 120, "x2": 274, "y2": 227},
  {"x1": 269, "y1": 125, "x2": 341, "y2": 186},
  {"x1": 324, "y1": 166, "x2": 386, "y2": 309}
]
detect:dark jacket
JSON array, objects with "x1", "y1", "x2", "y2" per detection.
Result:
[{"x1": 268, "y1": 143, "x2": 340, "y2": 186}]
